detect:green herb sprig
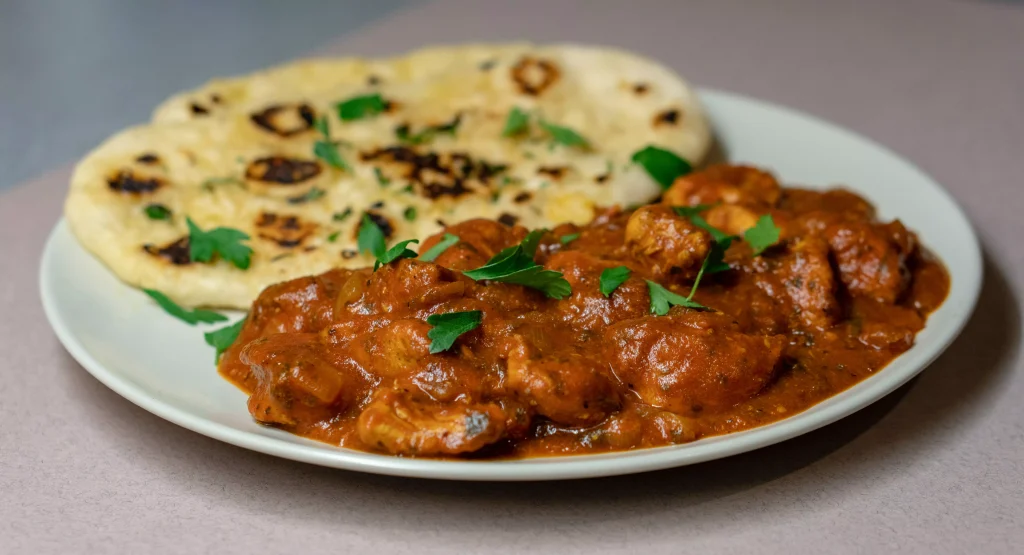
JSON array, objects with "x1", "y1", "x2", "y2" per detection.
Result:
[
  {"x1": 426, "y1": 310, "x2": 483, "y2": 353},
  {"x1": 187, "y1": 217, "x2": 252, "y2": 270},
  {"x1": 462, "y1": 230, "x2": 571, "y2": 299}
]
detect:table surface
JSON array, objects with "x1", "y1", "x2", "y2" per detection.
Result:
[{"x1": 2, "y1": 0, "x2": 1023, "y2": 553}]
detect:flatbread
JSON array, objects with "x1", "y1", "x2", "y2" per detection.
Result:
[{"x1": 65, "y1": 43, "x2": 711, "y2": 308}]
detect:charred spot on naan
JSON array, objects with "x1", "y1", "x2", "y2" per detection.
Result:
[
  {"x1": 135, "y1": 153, "x2": 161, "y2": 165},
  {"x1": 497, "y1": 213, "x2": 519, "y2": 227},
  {"x1": 361, "y1": 147, "x2": 507, "y2": 200},
  {"x1": 537, "y1": 166, "x2": 569, "y2": 181},
  {"x1": 511, "y1": 56, "x2": 560, "y2": 96},
  {"x1": 107, "y1": 169, "x2": 164, "y2": 195},
  {"x1": 255, "y1": 212, "x2": 318, "y2": 249},
  {"x1": 654, "y1": 108, "x2": 682, "y2": 127},
  {"x1": 245, "y1": 156, "x2": 322, "y2": 185},
  {"x1": 143, "y1": 237, "x2": 192, "y2": 265},
  {"x1": 633, "y1": 83, "x2": 650, "y2": 95},
  {"x1": 250, "y1": 103, "x2": 316, "y2": 137}
]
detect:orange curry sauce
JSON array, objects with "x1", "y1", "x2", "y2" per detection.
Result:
[{"x1": 219, "y1": 165, "x2": 949, "y2": 458}]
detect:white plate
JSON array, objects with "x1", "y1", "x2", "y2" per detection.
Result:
[{"x1": 39, "y1": 90, "x2": 982, "y2": 481}]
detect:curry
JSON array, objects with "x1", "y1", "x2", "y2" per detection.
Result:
[{"x1": 218, "y1": 165, "x2": 948, "y2": 458}]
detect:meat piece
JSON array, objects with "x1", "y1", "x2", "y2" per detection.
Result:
[
  {"x1": 505, "y1": 336, "x2": 621, "y2": 427},
  {"x1": 357, "y1": 390, "x2": 506, "y2": 455},
  {"x1": 349, "y1": 258, "x2": 470, "y2": 315},
  {"x1": 604, "y1": 312, "x2": 784, "y2": 415},
  {"x1": 422, "y1": 218, "x2": 526, "y2": 271},
  {"x1": 775, "y1": 236, "x2": 841, "y2": 329},
  {"x1": 347, "y1": 318, "x2": 435, "y2": 378},
  {"x1": 240, "y1": 333, "x2": 355, "y2": 427},
  {"x1": 663, "y1": 165, "x2": 781, "y2": 209},
  {"x1": 544, "y1": 251, "x2": 648, "y2": 331},
  {"x1": 625, "y1": 205, "x2": 711, "y2": 279},
  {"x1": 703, "y1": 203, "x2": 761, "y2": 236},
  {"x1": 826, "y1": 220, "x2": 916, "y2": 303}
]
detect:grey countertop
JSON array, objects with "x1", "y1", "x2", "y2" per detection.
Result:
[{"x1": 2, "y1": 0, "x2": 1023, "y2": 553}]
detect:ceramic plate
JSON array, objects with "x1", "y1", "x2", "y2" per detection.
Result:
[{"x1": 39, "y1": 90, "x2": 982, "y2": 481}]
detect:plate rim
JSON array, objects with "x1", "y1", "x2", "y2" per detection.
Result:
[{"x1": 39, "y1": 88, "x2": 983, "y2": 481}]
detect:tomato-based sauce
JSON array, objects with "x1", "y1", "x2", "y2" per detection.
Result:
[{"x1": 218, "y1": 165, "x2": 948, "y2": 458}]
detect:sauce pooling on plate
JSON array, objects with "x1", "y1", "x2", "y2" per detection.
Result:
[{"x1": 218, "y1": 165, "x2": 948, "y2": 458}]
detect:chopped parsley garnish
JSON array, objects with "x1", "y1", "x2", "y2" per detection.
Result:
[
  {"x1": 631, "y1": 145, "x2": 692, "y2": 190},
  {"x1": 336, "y1": 93, "x2": 387, "y2": 121},
  {"x1": 672, "y1": 204, "x2": 732, "y2": 243},
  {"x1": 646, "y1": 280, "x2": 706, "y2": 315},
  {"x1": 502, "y1": 107, "x2": 530, "y2": 137},
  {"x1": 395, "y1": 116, "x2": 461, "y2": 144},
  {"x1": 419, "y1": 233, "x2": 460, "y2": 262},
  {"x1": 204, "y1": 318, "x2": 246, "y2": 362},
  {"x1": 357, "y1": 214, "x2": 418, "y2": 270},
  {"x1": 375, "y1": 239, "x2": 419, "y2": 271},
  {"x1": 357, "y1": 214, "x2": 386, "y2": 258},
  {"x1": 559, "y1": 232, "x2": 580, "y2": 245},
  {"x1": 200, "y1": 176, "x2": 241, "y2": 192},
  {"x1": 539, "y1": 120, "x2": 589, "y2": 149},
  {"x1": 374, "y1": 167, "x2": 391, "y2": 186},
  {"x1": 143, "y1": 289, "x2": 228, "y2": 325},
  {"x1": 312, "y1": 116, "x2": 350, "y2": 171},
  {"x1": 426, "y1": 310, "x2": 483, "y2": 354},
  {"x1": 187, "y1": 217, "x2": 252, "y2": 270},
  {"x1": 327, "y1": 231, "x2": 341, "y2": 243},
  {"x1": 599, "y1": 266, "x2": 631, "y2": 297},
  {"x1": 399, "y1": 184, "x2": 415, "y2": 194},
  {"x1": 144, "y1": 204, "x2": 172, "y2": 220},
  {"x1": 743, "y1": 214, "x2": 781, "y2": 255},
  {"x1": 463, "y1": 230, "x2": 572, "y2": 299},
  {"x1": 333, "y1": 207, "x2": 353, "y2": 222},
  {"x1": 403, "y1": 206, "x2": 417, "y2": 221},
  {"x1": 287, "y1": 187, "x2": 325, "y2": 204}
]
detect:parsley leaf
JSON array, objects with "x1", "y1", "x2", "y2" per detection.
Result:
[
  {"x1": 374, "y1": 239, "x2": 419, "y2": 271},
  {"x1": 357, "y1": 214, "x2": 386, "y2": 258},
  {"x1": 204, "y1": 318, "x2": 246, "y2": 362},
  {"x1": 327, "y1": 231, "x2": 341, "y2": 243},
  {"x1": 744, "y1": 214, "x2": 781, "y2": 255},
  {"x1": 419, "y1": 233, "x2": 460, "y2": 262},
  {"x1": 672, "y1": 204, "x2": 733, "y2": 243},
  {"x1": 395, "y1": 115, "x2": 461, "y2": 144},
  {"x1": 336, "y1": 93, "x2": 386, "y2": 121},
  {"x1": 426, "y1": 310, "x2": 483, "y2": 354},
  {"x1": 143, "y1": 289, "x2": 228, "y2": 325},
  {"x1": 631, "y1": 145, "x2": 692, "y2": 189},
  {"x1": 312, "y1": 116, "x2": 350, "y2": 171},
  {"x1": 187, "y1": 217, "x2": 252, "y2": 270},
  {"x1": 599, "y1": 266, "x2": 631, "y2": 297},
  {"x1": 403, "y1": 206, "x2": 417, "y2": 221},
  {"x1": 333, "y1": 207, "x2": 353, "y2": 222},
  {"x1": 144, "y1": 204, "x2": 172, "y2": 220},
  {"x1": 463, "y1": 230, "x2": 572, "y2": 299},
  {"x1": 646, "y1": 281, "x2": 706, "y2": 315},
  {"x1": 559, "y1": 232, "x2": 580, "y2": 245},
  {"x1": 502, "y1": 107, "x2": 530, "y2": 137},
  {"x1": 539, "y1": 120, "x2": 589, "y2": 149},
  {"x1": 287, "y1": 187, "x2": 325, "y2": 204},
  {"x1": 374, "y1": 167, "x2": 391, "y2": 186}
]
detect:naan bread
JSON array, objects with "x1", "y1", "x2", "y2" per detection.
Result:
[{"x1": 65, "y1": 43, "x2": 711, "y2": 308}]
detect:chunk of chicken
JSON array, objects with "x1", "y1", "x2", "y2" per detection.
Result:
[
  {"x1": 505, "y1": 336, "x2": 621, "y2": 427},
  {"x1": 347, "y1": 258, "x2": 470, "y2": 315},
  {"x1": 603, "y1": 311, "x2": 784, "y2": 415},
  {"x1": 703, "y1": 203, "x2": 761, "y2": 236},
  {"x1": 776, "y1": 236, "x2": 841, "y2": 329},
  {"x1": 826, "y1": 220, "x2": 916, "y2": 303},
  {"x1": 625, "y1": 205, "x2": 711, "y2": 279},
  {"x1": 357, "y1": 390, "x2": 506, "y2": 455},
  {"x1": 241, "y1": 333, "x2": 354, "y2": 427},
  {"x1": 544, "y1": 251, "x2": 649, "y2": 331},
  {"x1": 663, "y1": 165, "x2": 781, "y2": 209},
  {"x1": 421, "y1": 218, "x2": 527, "y2": 271}
]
